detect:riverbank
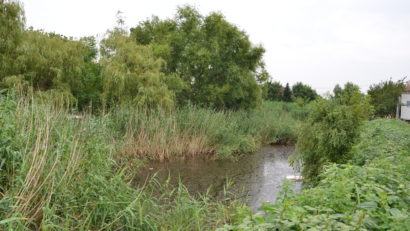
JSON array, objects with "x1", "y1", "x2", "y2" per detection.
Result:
[
  {"x1": 0, "y1": 93, "x2": 304, "y2": 230},
  {"x1": 222, "y1": 119, "x2": 410, "y2": 230},
  {"x1": 115, "y1": 100, "x2": 305, "y2": 161}
]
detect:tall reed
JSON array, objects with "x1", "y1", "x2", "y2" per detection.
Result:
[
  {"x1": 117, "y1": 101, "x2": 305, "y2": 160},
  {"x1": 0, "y1": 94, "x2": 246, "y2": 230}
]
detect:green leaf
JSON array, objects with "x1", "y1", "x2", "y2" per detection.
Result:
[
  {"x1": 0, "y1": 217, "x2": 20, "y2": 225},
  {"x1": 357, "y1": 202, "x2": 378, "y2": 209}
]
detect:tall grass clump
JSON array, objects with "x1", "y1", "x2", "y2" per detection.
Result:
[
  {"x1": 0, "y1": 92, "x2": 244, "y2": 230},
  {"x1": 118, "y1": 101, "x2": 305, "y2": 160},
  {"x1": 220, "y1": 119, "x2": 410, "y2": 230}
]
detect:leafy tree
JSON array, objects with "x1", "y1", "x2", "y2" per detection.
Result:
[
  {"x1": 291, "y1": 82, "x2": 317, "y2": 102},
  {"x1": 294, "y1": 99, "x2": 366, "y2": 184},
  {"x1": 294, "y1": 83, "x2": 373, "y2": 184},
  {"x1": 73, "y1": 36, "x2": 102, "y2": 110},
  {"x1": 100, "y1": 28, "x2": 174, "y2": 110},
  {"x1": 264, "y1": 81, "x2": 283, "y2": 101},
  {"x1": 131, "y1": 6, "x2": 267, "y2": 110},
  {"x1": 332, "y1": 84, "x2": 342, "y2": 99},
  {"x1": 0, "y1": 0, "x2": 24, "y2": 80},
  {"x1": 367, "y1": 78, "x2": 405, "y2": 118},
  {"x1": 331, "y1": 82, "x2": 373, "y2": 119},
  {"x1": 283, "y1": 83, "x2": 292, "y2": 102},
  {"x1": 1, "y1": 29, "x2": 102, "y2": 109}
]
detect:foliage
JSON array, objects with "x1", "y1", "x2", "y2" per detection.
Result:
[
  {"x1": 291, "y1": 82, "x2": 318, "y2": 103},
  {"x1": 332, "y1": 82, "x2": 374, "y2": 119},
  {"x1": 283, "y1": 83, "x2": 292, "y2": 102},
  {"x1": 1, "y1": 29, "x2": 102, "y2": 109},
  {"x1": 100, "y1": 28, "x2": 174, "y2": 110},
  {"x1": 293, "y1": 98, "x2": 368, "y2": 184},
  {"x1": 131, "y1": 6, "x2": 267, "y2": 110},
  {"x1": 367, "y1": 78, "x2": 406, "y2": 118},
  {"x1": 0, "y1": 93, "x2": 21, "y2": 192},
  {"x1": 264, "y1": 81, "x2": 283, "y2": 101},
  {"x1": 114, "y1": 100, "x2": 305, "y2": 160},
  {"x1": 0, "y1": 0, "x2": 24, "y2": 79},
  {"x1": 220, "y1": 119, "x2": 410, "y2": 231},
  {"x1": 0, "y1": 94, "x2": 247, "y2": 230},
  {"x1": 293, "y1": 83, "x2": 373, "y2": 183}
]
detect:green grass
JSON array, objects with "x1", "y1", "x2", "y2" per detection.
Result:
[
  {"x1": 221, "y1": 119, "x2": 410, "y2": 230},
  {"x1": 0, "y1": 93, "x2": 303, "y2": 230},
  {"x1": 111, "y1": 100, "x2": 304, "y2": 160}
]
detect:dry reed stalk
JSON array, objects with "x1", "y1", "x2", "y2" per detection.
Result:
[
  {"x1": 119, "y1": 127, "x2": 214, "y2": 161},
  {"x1": 11, "y1": 107, "x2": 83, "y2": 225}
]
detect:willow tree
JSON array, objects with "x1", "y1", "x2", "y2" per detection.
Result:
[
  {"x1": 100, "y1": 28, "x2": 174, "y2": 110},
  {"x1": 2, "y1": 29, "x2": 101, "y2": 108},
  {"x1": 131, "y1": 6, "x2": 267, "y2": 110},
  {"x1": 0, "y1": 0, "x2": 24, "y2": 80}
]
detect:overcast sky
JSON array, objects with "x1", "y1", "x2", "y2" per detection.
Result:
[{"x1": 21, "y1": 0, "x2": 410, "y2": 93}]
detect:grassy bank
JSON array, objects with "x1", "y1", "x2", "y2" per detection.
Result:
[
  {"x1": 0, "y1": 93, "x2": 303, "y2": 230},
  {"x1": 222, "y1": 119, "x2": 410, "y2": 230},
  {"x1": 116, "y1": 101, "x2": 304, "y2": 161}
]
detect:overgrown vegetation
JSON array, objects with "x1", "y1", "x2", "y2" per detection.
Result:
[
  {"x1": 0, "y1": 94, "x2": 225, "y2": 229},
  {"x1": 367, "y1": 78, "x2": 406, "y2": 118},
  {"x1": 221, "y1": 119, "x2": 410, "y2": 230},
  {"x1": 292, "y1": 82, "x2": 373, "y2": 184},
  {"x1": 0, "y1": 92, "x2": 304, "y2": 229},
  {"x1": 2, "y1": 1, "x2": 409, "y2": 230}
]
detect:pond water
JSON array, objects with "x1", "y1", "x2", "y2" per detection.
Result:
[{"x1": 134, "y1": 145, "x2": 301, "y2": 209}]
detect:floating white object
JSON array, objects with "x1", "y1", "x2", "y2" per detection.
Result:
[{"x1": 286, "y1": 175, "x2": 303, "y2": 181}]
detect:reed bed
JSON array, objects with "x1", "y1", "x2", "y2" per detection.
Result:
[
  {"x1": 116, "y1": 102, "x2": 304, "y2": 160},
  {"x1": 0, "y1": 93, "x2": 304, "y2": 230}
]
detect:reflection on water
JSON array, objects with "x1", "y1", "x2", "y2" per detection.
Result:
[{"x1": 134, "y1": 145, "x2": 301, "y2": 209}]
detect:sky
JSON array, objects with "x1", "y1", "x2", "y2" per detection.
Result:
[{"x1": 21, "y1": 0, "x2": 410, "y2": 94}]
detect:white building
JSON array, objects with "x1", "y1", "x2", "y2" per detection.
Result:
[
  {"x1": 400, "y1": 93, "x2": 410, "y2": 120},
  {"x1": 399, "y1": 81, "x2": 410, "y2": 120}
]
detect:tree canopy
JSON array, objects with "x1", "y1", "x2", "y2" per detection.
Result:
[
  {"x1": 100, "y1": 28, "x2": 174, "y2": 110},
  {"x1": 131, "y1": 6, "x2": 267, "y2": 109},
  {"x1": 367, "y1": 78, "x2": 405, "y2": 118},
  {"x1": 331, "y1": 82, "x2": 373, "y2": 119},
  {"x1": 1, "y1": 2, "x2": 327, "y2": 112},
  {"x1": 291, "y1": 82, "x2": 317, "y2": 102},
  {"x1": 0, "y1": 0, "x2": 24, "y2": 79},
  {"x1": 264, "y1": 81, "x2": 283, "y2": 101}
]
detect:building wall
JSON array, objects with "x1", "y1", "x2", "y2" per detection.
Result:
[{"x1": 400, "y1": 93, "x2": 410, "y2": 120}]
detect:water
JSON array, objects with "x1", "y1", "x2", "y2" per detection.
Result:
[{"x1": 134, "y1": 145, "x2": 301, "y2": 209}]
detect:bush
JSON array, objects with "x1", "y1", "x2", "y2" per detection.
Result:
[
  {"x1": 293, "y1": 99, "x2": 368, "y2": 184},
  {"x1": 221, "y1": 119, "x2": 410, "y2": 231}
]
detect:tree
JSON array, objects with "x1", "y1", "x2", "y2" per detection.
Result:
[
  {"x1": 0, "y1": 0, "x2": 24, "y2": 80},
  {"x1": 283, "y1": 83, "x2": 292, "y2": 102},
  {"x1": 367, "y1": 78, "x2": 405, "y2": 118},
  {"x1": 100, "y1": 28, "x2": 174, "y2": 110},
  {"x1": 294, "y1": 83, "x2": 373, "y2": 184},
  {"x1": 294, "y1": 99, "x2": 368, "y2": 184},
  {"x1": 0, "y1": 28, "x2": 103, "y2": 109},
  {"x1": 265, "y1": 81, "x2": 283, "y2": 101},
  {"x1": 291, "y1": 82, "x2": 317, "y2": 102},
  {"x1": 332, "y1": 82, "x2": 373, "y2": 119},
  {"x1": 130, "y1": 6, "x2": 267, "y2": 110}
]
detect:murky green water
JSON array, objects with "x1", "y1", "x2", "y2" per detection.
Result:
[{"x1": 134, "y1": 145, "x2": 301, "y2": 209}]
